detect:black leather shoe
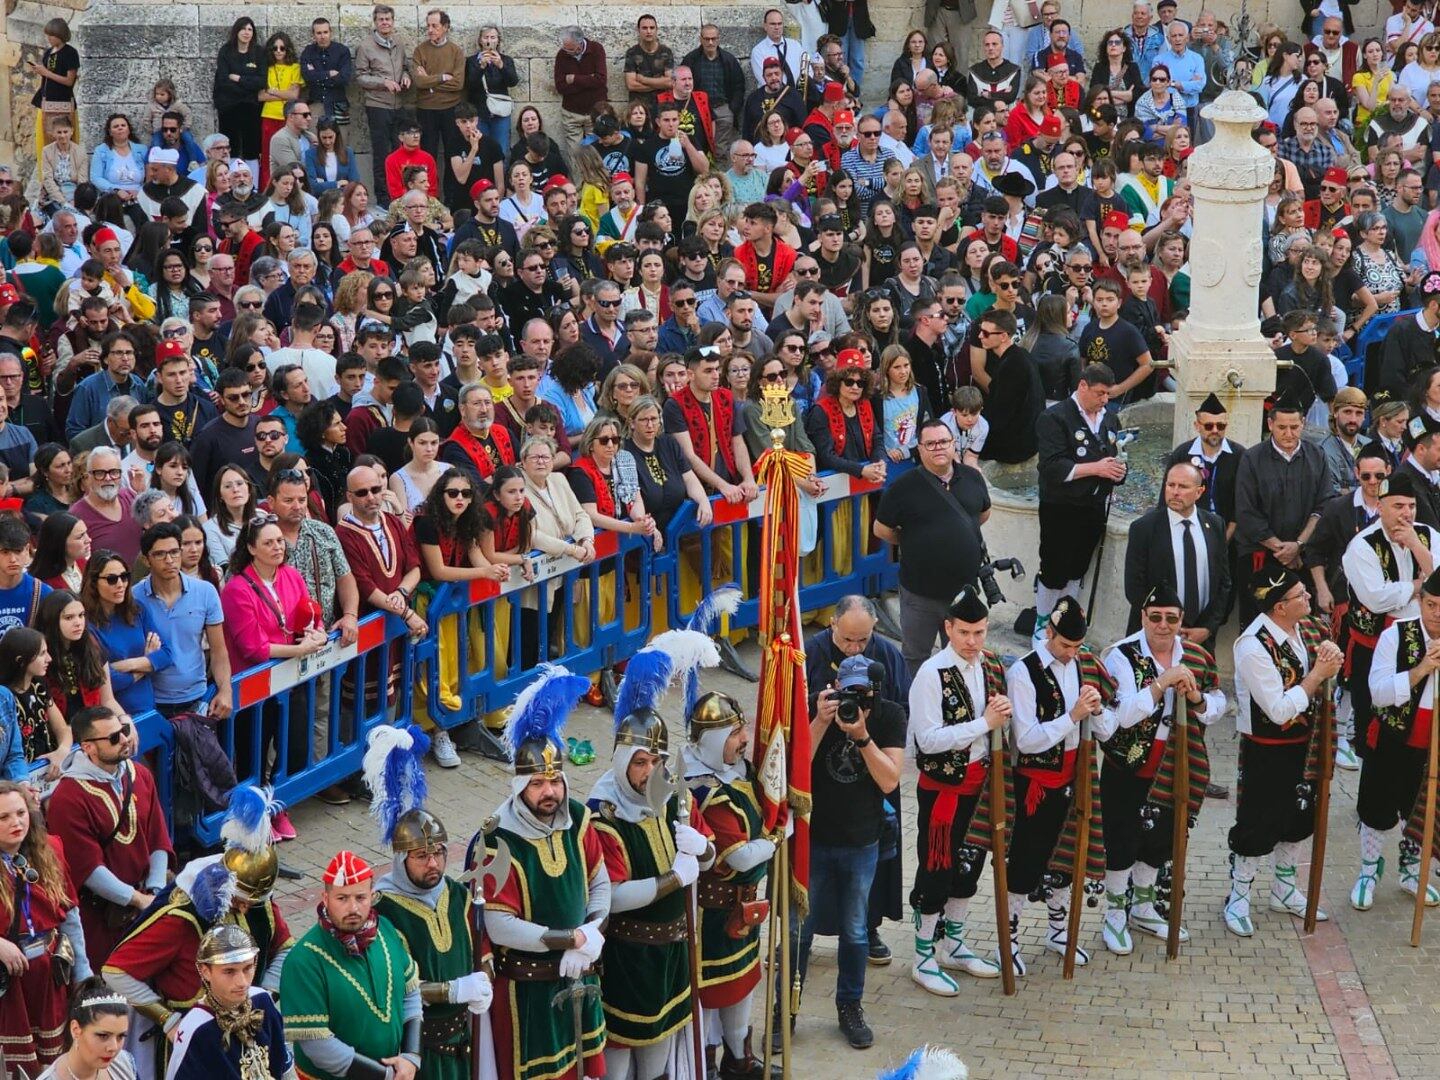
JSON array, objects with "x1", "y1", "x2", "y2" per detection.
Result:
[
  {"x1": 867, "y1": 929, "x2": 892, "y2": 965},
  {"x1": 1205, "y1": 782, "x2": 1230, "y2": 799}
]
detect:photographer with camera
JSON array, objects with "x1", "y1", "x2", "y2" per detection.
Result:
[
  {"x1": 875, "y1": 416, "x2": 991, "y2": 679},
  {"x1": 795, "y1": 655, "x2": 905, "y2": 1051},
  {"x1": 804, "y1": 595, "x2": 911, "y2": 965}
]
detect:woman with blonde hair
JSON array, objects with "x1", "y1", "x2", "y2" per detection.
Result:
[
  {"x1": 570, "y1": 143, "x2": 613, "y2": 231},
  {"x1": 597, "y1": 363, "x2": 651, "y2": 420},
  {"x1": 330, "y1": 271, "x2": 372, "y2": 352}
]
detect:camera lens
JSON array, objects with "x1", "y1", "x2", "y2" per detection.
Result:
[{"x1": 837, "y1": 699, "x2": 859, "y2": 723}]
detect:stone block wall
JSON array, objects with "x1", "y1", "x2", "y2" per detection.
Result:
[{"x1": 2, "y1": 0, "x2": 1404, "y2": 178}]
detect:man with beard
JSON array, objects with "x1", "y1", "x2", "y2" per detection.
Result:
[
  {"x1": 137, "y1": 148, "x2": 205, "y2": 228},
  {"x1": 47, "y1": 704, "x2": 171, "y2": 971},
  {"x1": 588, "y1": 632, "x2": 717, "y2": 1080},
  {"x1": 217, "y1": 205, "x2": 265, "y2": 287},
  {"x1": 384, "y1": 197, "x2": 446, "y2": 280},
  {"x1": 120, "y1": 396, "x2": 202, "y2": 505},
  {"x1": 368, "y1": 727, "x2": 495, "y2": 1080},
  {"x1": 191, "y1": 368, "x2": 259, "y2": 495},
  {"x1": 0, "y1": 351, "x2": 59, "y2": 446},
  {"x1": 741, "y1": 56, "x2": 804, "y2": 141},
  {"x1": 69, "y1": 445, "x2": 141, "y2": 562},
  {"x1": 211, "y1": 159, "x2": 266, "y2": 223},
  {"x1": 66, "y1": 331, "x2": 145, "y2": 441},
  {"x1": 684, "y1": 688, "x2": 775, "y2": 1077},
  {"x1": 1319, "y1": 386, "x2": 1372, "y2": 497},
  {"x1": 103, "y1": 787, "x2": 291, "y2": 1075},
  {"x1": 281, "y1": 851, "x2": 423, "y2": 1080},
  {"x1": 439, "y1": 383, "x2": 514, "y2": 481},
  {"x1": 450, "y1": 179, "x2": 517, "y2": 256},
  {"x1": 476, "y1": 666, "x2": 610, "y2": 1080},
  {"x1": 165, "y1": 925, "x2": 295, "y2": 1080}
]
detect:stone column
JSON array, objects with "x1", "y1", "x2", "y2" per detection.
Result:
[{"x1": 1168, "y1": 89, "x2": 1279, "y2": 449}]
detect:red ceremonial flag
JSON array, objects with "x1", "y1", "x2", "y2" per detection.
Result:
[{"x1": 751, "y1": 443, "x2": 813, "y2": 912}]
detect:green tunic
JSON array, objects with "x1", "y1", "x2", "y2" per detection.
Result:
[
  {"x1": 374, "y1": 879, "x2": 474, "y2": 1080},
  {"x1": 692, "y1": 773, "x2": 767, "y2": 1006},
  {"x1": 588, "y1": 796, "x2": 692, "y2": 1047},
  {"x1": 488, "y1": 799, "x2": 605, "y2": 1080},
  {"x1": 280, "y1": 917, "x2": 420, "y2": 1080}
]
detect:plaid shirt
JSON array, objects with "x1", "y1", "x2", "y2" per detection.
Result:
[
  {"x1": 840, "y1": 144, "x2": 895, "y2": 213},
  {"x1": 1275, "y1": 136, "x2": 1335, "y2": 191}
]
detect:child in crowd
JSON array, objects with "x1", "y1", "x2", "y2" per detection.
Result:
[
  {"x1": 68, "y1": 258, "x2": 117, "y2": 312},
  {"x1": 147, "y1": 78, "x2": 192, "y2": 134},
  {"x1": 1121, "y1": 262, "x2": 1167, "y2": 364},
  {"x1": 524, "y1": 401, "x2": 562, "y2": 446},
  {"x1": 941, "y1": 385, "x2": 988, "y2": 468},
  {"x1": 393, "y1": 264, "x2": 438, "y2": 348}
]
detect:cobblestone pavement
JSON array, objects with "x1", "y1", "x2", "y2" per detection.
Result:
[{"x1": 266, "y1": 624, "x2": 1439, "y2": 1079}]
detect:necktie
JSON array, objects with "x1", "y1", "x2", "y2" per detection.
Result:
[{"x1": 1180, "y1": 518, "x2": 1199, "y2": 618}]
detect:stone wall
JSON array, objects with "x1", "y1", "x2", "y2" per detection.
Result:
[{"x1": 3, "y1": 0, "x2": 1403, "y2": 178}]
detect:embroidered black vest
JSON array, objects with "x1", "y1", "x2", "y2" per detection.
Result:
[
  {"x1": 1375, "y1": 617, "x2": 1429, "y2": 743},
  {"x1": 917, "y1": 654, "x2": 1005, "y2": 782},
  {"x1": 1250, "y1": 626, "x2": 1319, "y2": 743},
  {"x1": 1102, "y1": 640, "x2": 1164, "y2": 773},
  {"x1": 1016, "y1": 651, "x2": 1068, "y2": 774},
  {"x1": 1347, "y1": 527, "x2": 1432, "y2": 640}
]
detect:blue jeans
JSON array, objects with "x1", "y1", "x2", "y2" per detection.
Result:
[
  {"x1": 842, "y1": 29, "x2": 866, "y2": 90},
  {"x1": 480, "y1": 115, "x2": 511, "y2": 154},
  {"x1": 796, "y1": 841, "x2": 879, "y2": 1005}
]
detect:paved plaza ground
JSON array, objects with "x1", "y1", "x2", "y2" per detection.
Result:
[{"x1": 264, "y1": 618, "x2": 1439, "y2": 1078}]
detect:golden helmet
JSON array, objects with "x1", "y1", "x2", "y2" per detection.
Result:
[
  {"x1": 689, "y1": 691, "x2": 745, "y2": 737},
  {"x1": 196, "y1": 923, "x2": 259, "y2": 969},
  {"x1": 222, "y1": 845, "x2": 278, "y2": 903},
  {"x1": 514, "y1": 737, "x2": 565, "y2": 779},
  {"x1": 614, "y1": 708, "x2": 669, "y2": 754},
  {"x1": 392, "y1": 809, "x2": 448, "y2": 854}
]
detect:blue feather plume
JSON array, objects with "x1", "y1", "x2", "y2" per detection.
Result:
[
  {"x1": 686, "y1": 586, "x2": 742, "y2": 637},
  {"x1": 364, "y1": 724, "x2": 432, "y2": 845},
  {"x1": 220, "y1": 784, "x2": 280, "y2": 855},
  {"x1": 189, "y1": 861, "x2": 236, "y2": 925},
  {"x1": 877, "y1": 1047, "x2": 968, "y2": 1080},
  {"x1": 877, "y1": 1049, "x2": 924, "y2": 1080},
  {"x1": 612, "y1": 646, "x2": 674, "y2": 730},
  {"x1": 505, "y1": 664, "x2": 591, "y2": 759}
]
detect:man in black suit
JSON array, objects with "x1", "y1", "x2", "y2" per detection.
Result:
[
  {"x1": 1166, "y1": 392, "x2": 1245, "y2": 537},
  {"x1": 1399, "y1": 422, "x2": 1440, "y2": 530},
  {"x1": 1034, "y1": 362, "x2": 1125, "y2": 638},
  {"x1": 1124, "y1": 460, "x2": 1232, "y2": 646}
]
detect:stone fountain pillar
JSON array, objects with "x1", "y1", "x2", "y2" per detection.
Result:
[{"x1": 1168, "y1": 90, "x2": 1279, "y2": 449}]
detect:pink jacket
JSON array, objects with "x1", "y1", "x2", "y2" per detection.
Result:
[{"x1": 220, "y1": 565, "x2": 314, "y2": 671}]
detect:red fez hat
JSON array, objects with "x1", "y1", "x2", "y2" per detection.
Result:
[
  {"x1": 1323, "y1": 166, "x2": 1349, "y2": 186},
  {"x1": 323, "y1": 851, "x2": 373, "y2": 887},
  {"x1": 1039, "y1": 114, "x2": 1063, "y2": 137},
  {"x1": 0, "y1": 283, "x2": 18, "y2": 306},
  {"x1": 1103, "y1": 209, "x2": 1131, "y2": 232},
  {"x1": 543, "y1": 174, "x2": 572, "y2": 193},
  {"x1": 156, "y1": 339, "x2": 186, "y2": 364},
  {"x1": 823, "y1": 81, "x2": 846, "y2": 104},
  {"x1": 836, "y1": 348, "x2": 867, "y2": 371}
]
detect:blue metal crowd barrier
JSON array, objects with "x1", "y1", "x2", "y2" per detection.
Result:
[{"x1": 1349, "y1": 309, "x2": 1408, "y2": 388}]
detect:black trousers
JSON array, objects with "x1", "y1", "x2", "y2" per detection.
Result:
[
  {"x1": 1101, "y1": 758, "x2": 1172, "y2": 871},
  {"x1": 217, "y1": 104, "x2": 262, "y2": 160},
  {"x1": 1228, "y1": 738, "x2": 1314, "y2": 858},
  {"x1": 1348, "y1": 641, "x2": 1378, "y2": 760},
  {"x1": 908, "y1": 785, "x2": 985, "y2": 913},
  {"x1": 1006, "y1": 781, "x2": 1072, "y2": 895},
  {"x1": 418, "y1": 106, "x2": 464, "y2": 207},
  {"x1": 366, "y1": 106, "x2": 403, "y2": 200},
  {"x1": 1038, "y1": 500, "x2": 1107, "y2": 589},
  {"x1": 1357, "y1": 736, "x2": 1427, "y2": 832}
]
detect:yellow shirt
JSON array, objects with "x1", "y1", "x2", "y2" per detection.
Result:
[
  {"x1": 262, "y1": 63, "x2": 303, "y2": 121},
  {"x1": 578, "y1": 183, "x2": 610, "y2": 234},
  {"x1": 1352, "y1": 70, "x2": 1393, "y2": 131}
]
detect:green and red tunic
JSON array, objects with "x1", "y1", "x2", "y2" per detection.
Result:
[{"x1": 691, "y1": 768, "x2": 767, "y2": 1009}]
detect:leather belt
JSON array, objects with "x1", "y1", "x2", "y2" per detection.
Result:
[
  {"x1": 422, "y1": 1011, "x2": 469, "y2": 1055},
  {"x1": 494, "y1": 949, "x2": 564, "y2": 982},
  {"x1": 607, "y1": 914, "x2": 689, "y2": 944},
  {"x1": 697, "y1": 877, "x2": 759, "y2": 910}
]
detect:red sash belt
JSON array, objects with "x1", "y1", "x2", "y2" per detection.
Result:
[
  {"x1": 918, "y1": 762, "x2": 986, "y2": 870},
  {"x1": 1017, "y1": 748, "x2": 1078, "y2": 816},
  {"x1": 1136, "y1": 736, "x2": 1167, "y2": 780}
]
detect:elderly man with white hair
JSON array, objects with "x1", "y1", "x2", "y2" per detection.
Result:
[
  {"x1": 70, "y1": 444, "x2": 144, "y2": 563},
  {"x1": 188, "y1": 132, "x2": 233, "y2": 184},
  {"x1": 554, "y1": 25, "x2": 609, "y2": 159}
]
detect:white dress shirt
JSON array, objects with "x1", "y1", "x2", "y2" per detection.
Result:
[
  {"x1": 1370, "y1": 616, "x2": 1438, "y2": 711},
  {"x1": 1007, "y1": 641, "x2": 1119, "y2": 756},
  {"x1": 1340, "y1": 520, "x2": 1436, "y2": 623},
  {"x1": 910, "y1": 645, "x2": 994, "y2": 763},
  {"x1": 1167, "y1": 507, "x2": 1210, "y2": 613},
  {"x1": 750, "y1": 35, "x2": 802, "y2": 85},
  {"x1": 1104, "y1": 630, "x2": 1227, "y2": 743},
  {"x1": 1234, "y1": 613, "x2": 1312, "y2": 735}
]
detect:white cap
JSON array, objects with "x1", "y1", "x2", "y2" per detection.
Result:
[{"x1": 149, "y1": 148, "x2": 180, "y2": 167}]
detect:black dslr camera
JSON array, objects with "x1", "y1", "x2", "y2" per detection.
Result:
[{"x1": 978, "y1": 548, "x2": 1027, "y2": 607}]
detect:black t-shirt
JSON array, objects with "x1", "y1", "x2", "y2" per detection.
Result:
[
  {"x1": 643, "y1": 139, "x2": 699, "y2": 212},
  {"x1": 1078, "y1": 316, "x2": 1148, "y2": 386},
  {"x1": 454, "y1": 137, "x2": 505, "y2": 194},
  {"x1": 867, "y1": 229, "x2": 901, "y2": 285},
  {"x1": 37, "y1": 45, "x2": 78, "y2": 105},
  {"x1": 366, "y1": 426, "x2": 410, "y2": 474},
  {"x1": 626, "y1": 434, "x2": 691, "y2": 531},
  {"x1": 817, "y1": 250, "x2": 860, "y2": 297},
  {"x1": 808, "y1": 697, "x2": 906, "y2": 846},
  {"x1": 565, "y1": 464, "x2": 616, "y2": 509},
  {"x1": 191, "y1": 330, "x2": 229, "y2": 377},
  {"x1": 662, "y1": 395, "x2": 747, "y2": 485},
  {"x1": 874, "y1": 465, "x2": 989, "y2": 600},
  {"x1": 1034, "y1": 183, "x2": 1100, "y2": 224},
  {"x1": 595, "y1": 134, "x2": 636, "y2": 178},
  {"x1": 963, "y1": 303, "x2": 1034, "y2": 353}
]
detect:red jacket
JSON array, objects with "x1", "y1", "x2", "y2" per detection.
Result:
[
  {"x1": 657, "y1": 89, "x2": 715, "y2": 154},
  {"x1": 220, "y1": 229, "x2": 264, "y2": 286},
  {"x1": 384, "y1": 146, "x2": 439, "y2": 200}
]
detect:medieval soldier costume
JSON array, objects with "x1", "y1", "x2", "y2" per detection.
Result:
[
  {"x1": 684, "y1": 688, "x2": 774, "y2": 1078},
  {"x1": 1226, "y1": 558, "x2": 1344, "y2": 936},
  {"x1": 46, "y1": 735, "x2": 172, "y2": 971},
  {"x1": 366, "y1": 725, "x2": 497, "y2": 1080},
  {"x1": 1004, "y1": 597, "x2": 1118, "y2": 973},
  {"x1": 907, "y1": 584, "x2": 1004, "y2": 996},
  {"x1": 165, "y1": 925, "x2": 294, "y2": 1080},
  {"x1": 1099, "y1": 584, "x2": 1225, "y2": 954},
  {"x1": 0, "y1": 783, "x2": 91, "y2": 1077},
  {"x1": 104, "y1": 787, "x2": 292, "y2": 1080},
  {"x1": 588, "y1": 630, "x2": 718, "y2": 1080},
  {"x1": 476, "y1": 665, "x2": 611, "y2": 1080},
  {"x1": 1358, "y1": 568, "x2": 1440, "y2": 911},
  {"x1": 280, "y1": 850, "x2": 423, "y2": 1080}
]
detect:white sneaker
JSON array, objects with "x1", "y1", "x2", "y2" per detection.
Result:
[
  {"x1": 1334, "y1": 739, "x2": 1361, "y2": 771},
  {"x1": 1129, "y1": 888, "x2": 1182, "y2": 940},
  {"x1": 1102, "y1": 896, "x2": 1132, "y2": 956},
  {"x1": 431, "y1": 730, "x2": 461, "y2": 768},
  {"x1": 1351, "y1": 857, "x2": 1383, "y2": 911},
  {"x1": 1044, "y1": 919, "x2": 1090, "y2": 965},
  {"x1": 937, "y1": 922, "x2": 1001, "y2": 978},
  {"x1": 911, "y1": 939, "x2": 961, "y2": 997}
]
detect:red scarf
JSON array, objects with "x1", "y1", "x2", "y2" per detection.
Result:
[
  {"x1": 672, "y1": 385, "x2": 737, "y2": 478},
  {"x1": 817, "y1": 395, "x2": 875, "y2": 458},
  {"x1": 484, "y1": 498, "x2": 530, "y2": 553},
  {"x1": 572, "y1": 455, "x2": 616, "y2": 517},
  {"x1": 446, "y1": 423, "x2": 513, "y2": 480},
  {"x1": 316, "y1": 900, "x2": 379, "y2": 956}
]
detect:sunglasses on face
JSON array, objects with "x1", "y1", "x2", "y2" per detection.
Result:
[
  {"x1": 534, "y1": 240, "x2": 555, "y2": 249},
  {"x1": 350, "y1": 485, "x2": 384, "y2": 497},
  {"x1": 841, "y1": 376, "x2": 866, "y2": 387},
  {"x1": 373, "y1": 289, "x2": 394, "y2": 299},
  {"x1": 596, "y1": 298, "x2": 621, "y2": 309},
  {"x1": 595, "y1": 435, "x2": 621, "y2": 446},
  {"x1": 795, "y1": 267, "x2": 820, "y2": 275},
  {"x1": 97, "y1": 571, "x2": 131, "y2": 585},
  {"x1": 1145, "y1": 611, "x2": 1182, "y2": 625},
  {"x1": 443, "y1": 487, "x2": 473, "y2": 499},
  {"x1": 1200, "y1": 421, "x2": 1228, "y2": 431},
  {"x1": 256, "y1": 430, "x2": 286, "y2": 441},
  {"x1": 672, "y1": 297, "x2": 697, "y2": 307},
  {"x1": 762, "y1": 369, "x2": 787, "y2": 382},
  {"x1": 1358, "y1": 470, "x2": 1388, "y2": 480},
  {"x1": 84, "y1": 722, "x2": 133, "y2": 746}
]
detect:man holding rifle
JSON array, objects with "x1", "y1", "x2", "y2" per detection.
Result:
[
  {"x1": 1099, "y1": 584, "x2": 1226, "y2": 955},
  {"x1": 907, "y1": 583, "x2": 1007, "y2": 996},
  {"x1": 1226, "y1": 558, "x2": 1344, "y2": 937}
]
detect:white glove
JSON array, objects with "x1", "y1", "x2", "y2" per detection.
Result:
[
  {"x1": 448, "y1": 971, "x2": 493, "y2": 1014},
  {"x1": 754, "y1": 837, "x2": 777, "y2": 862},
  {"x1": 671, "y1": 851, "x2": 699, "y2": 887},
  {"x1": 558, "y1": 948, "x2": 588, "y2": 979},
  {"x1": 572, "y1": 920, "x2": 605, "y2": 964},
  {"x1": 673, "y1": 822, "x2": 708, "y2": 856}
]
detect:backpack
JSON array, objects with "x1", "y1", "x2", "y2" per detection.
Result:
[{"x1": 168, "y1": 711, "x2": 238, "y2": 833}]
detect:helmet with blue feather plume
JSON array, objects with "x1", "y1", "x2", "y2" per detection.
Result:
[
  {"x1": 188, "y1": 861, "x2": 238, "y2": 925},
  {"x1": 364, "y1": 724, "x2": 447, "y2": 853},
  {"x1": 612, "y1": 629, "x2": 721, "y2": 753},
  {"x1": 507, "y1": 663, "x2": 592, "y2": 778},
  {"x1": 876, "y1": 1047, "x2": 969, "y2": 1080},
  {"x1": 218, "y1": 784, "x2": 280, "y2": 903},
  {"x1": 684, "y1": 587, "x2": 741, "y2": 720}
]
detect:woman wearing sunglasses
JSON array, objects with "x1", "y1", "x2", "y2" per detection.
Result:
[
  {"x1": 81, "y1": 552, "x2": 171, "y2": 720},
  {"x1": 741, "y1": 355, "x2": 817, "y2": 463}
]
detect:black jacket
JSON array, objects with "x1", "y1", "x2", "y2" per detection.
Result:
[
  {"x1": 826, "y1": 0, "x2": 876, "y2": 40},
  {"x1": 980, "y1": 344, "x2": 1044, "y2": 465},
  {"x1": 1166, "y1": 437, "x2": 1246, "y2": 525},
  {"x1": 214, "y1": 45, "x2": 266, "y2": 112},
  {"x1": 1124, "y1": 505, "x2": 1232, "y2": 642},
  {"x1": 1036, "y1": 396, "x2": 1122, "y2": 506},
  {"x1": 682, "y1": 47, "x2": 747, "y2": 117},
  {"x1": 464, "y1": 52, "x2": 520, "y2": 119},
  {"x1": 1303, "y1": 489, "x2": 1378, "y2": 599}
]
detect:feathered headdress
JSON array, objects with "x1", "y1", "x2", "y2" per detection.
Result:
[
  {"x1": 506, "y1": 663, "x2": 592, "y2": 762},
  {"x1": 877, "y1": 1047, "x2": 969, "y2": 1080},
  {"x1": 613, "y1": 628, "x2": 720, "y2": 730},
  {"x1": 220, "y1": 785, "x2": 281, "y2": 855},
  {"x1": 683, "y1": 587, "x2": 741, "y2": 717},
  {"x1": 363, "y1": 723, "x2": 432, "y2": 846},
  {"x1": 189, "y1": 860, "x2": 237, "y2": 925}
]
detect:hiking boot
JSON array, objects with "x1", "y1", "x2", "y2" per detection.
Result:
[
  {"x1": 867, "y1": 928, "x2": 891, "y2": 965},
  {"x1": 836, "y1": 1001, "x2": 873, "y2": 1050}
]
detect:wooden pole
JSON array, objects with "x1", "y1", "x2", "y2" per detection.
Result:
[
  {"x1": 990, "y1": 725, "x2": 1016, "y2": 995},
  {"x1": 1167, "y1": 692, "x2": 1190, "y2": 960},
  {"x1": 1411, "y1": 677, "x2": 1440, "y2": 947},
  {"x1": 1064, "y1": 717, "x2": 1092, "y2": 980},
  {"x1": 1304, "y1": 681, "x2": 1334, "y2": 934},
  {"x1": 777, "y1": 839, "x2": 793, "y2": 1080},
  {"x1": 762, "y1": 841, "x2": 780, "y2": 1077}
]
